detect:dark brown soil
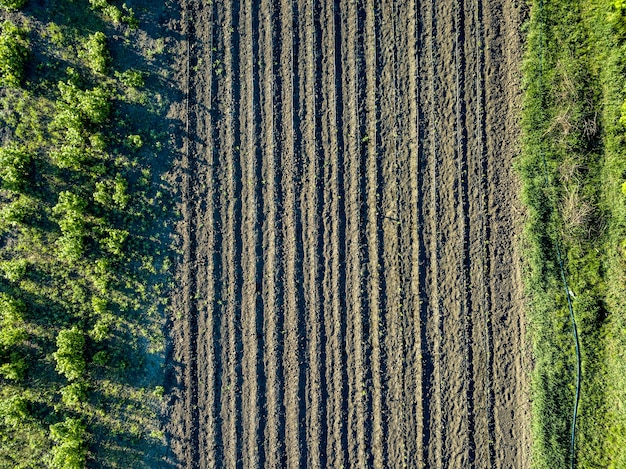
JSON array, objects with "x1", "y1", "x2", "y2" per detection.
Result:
[{"x1": 164, "y1": 0, "x2": 531, "y2": 467}]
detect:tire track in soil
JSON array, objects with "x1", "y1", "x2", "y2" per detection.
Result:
[
  {"x1": 169, "y1": 0, "x2": 530, "y2": 467},
  {"x1": 475, "y1": 0, "x2": 498, "y2": 464},
  {"x1": 483, "y1": 1, "x2": 531, "y2": 467},
  {"x1": 423, "y1": 0, "x2": 445, "y2": 466},
  {"x1": 454, "y1": 0, "x2": 478, "y2": 466},
  {"x1": 466, "y1": 0, "x2": 497, "y2": 465},
  {"x1": 180, "y1": 5, "x2": 200, "y2": 466},
  {"x1": 406, "y1": 0, "x2": 426, "y2": 466},
  {"x1": 431, "y1": 0, "x2": 473, "y2": 465}
]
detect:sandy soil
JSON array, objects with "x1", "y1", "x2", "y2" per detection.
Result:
[{"x1": 163, "y1": 0, "x2": 531, "y2": 467}]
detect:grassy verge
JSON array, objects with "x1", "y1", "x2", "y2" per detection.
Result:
[
  {"x1": 0, "y1": 1, "x2": 176, "y2": 467},
  {"x1": 520, "y1": 0, "x2": 626, "y2": 466}
]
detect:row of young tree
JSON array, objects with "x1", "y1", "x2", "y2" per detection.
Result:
[{"x1": 1, "y1": 1, "x2": 165, "y2": 467}]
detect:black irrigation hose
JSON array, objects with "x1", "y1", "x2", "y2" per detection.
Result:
[{"x1": 536, "y1": 1, "x2": 582, "y2": 467}]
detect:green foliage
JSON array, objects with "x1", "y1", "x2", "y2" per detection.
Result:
[
  {"x1": 0, "y1": 20, "x2": 28, "y2": 87},
  {"x1": 57, "y1": 81, "x2": 111, "y2": 126},
  {"x1": 0, "y1": 258, "x2": 28, "y2": 282},
  {"x1": 0, "y1": 354, "x2": 27, "y2": 380},
  {"x1": 0, "y1": 194, "x2": 35, "y2": 227},
  {"x1": 0, "y1": 144, "x2": 32, "y2": 192},
  {"x1": 53, "y1": 327, "x2": 86, "y2": 381},
  {"x1": 0, "y1": 295, "x2": 28, "y2": 382},
  {"x1": 100, "y1": 228, "x2": 128, "y2": 256},
  {"x1": 0, "y1": 394, "x2": 29, "y2": 427},
  {"x1": 116, "y1": 69, "x2": 145, "y2": 88},
  {"x1": 0, "y1": 0, "x2": 27, "y2": 10},
  {"x1": 0, "y1": 1, "x2": 169, "y2": 466},
  {"x1": 60, "y1": 382, "x2": 88, "y2": 409},
  {"x1": 522, "y1": 0, "x2": 626, "y2": 466},
  {"x1": 53, "y1": 192, "x2": 87, "y2": 261},
  {"x1": 49, "y1": 418, "x2": 87, "y2": 469},
  {"x1": 93, "y1": 174, "x2": 130, "y2": 209},
  {"x1": 81, "y1": 31, "x2": 109, "y2": 74}
]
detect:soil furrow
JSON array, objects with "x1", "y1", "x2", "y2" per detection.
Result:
[
  {"x1": 183, "y1": 1, "x2": 224, "y2": 467},
  {"x1": 405, "y1": 0, "x2": 425, "y2": 466},
  {"x1": 297, "y1": 0, "x2": 327, "y2": 466},
  {"x1": 289, "y1": 2, "x2": 310, "y2": 467},
  {"x1": 258, "y1": 0, "x2": 286, "y2": 465},
  {"x1": 213, "y1": 1, "x2": 245, "y2": 467},
  {"x1": 239, "y1": 0, "x2": 264, "y2": 467},
  {"x1": 278, "y1": 0, "x2": 308, "y2": 466},
  {"x1": 341, "y1": 0, "x2": 367, "y2": 466},
  {"x1": 415, "y1": 0, "x2": 436, "y2": 466},
  {"x1": 378, "y1": 0, "x2": 406, "y2": 465},
  {"x1": 168, "y1": 0, "x2": 530, "y2": 467},
  {"x1": 355, "y1": 2, "x2": 375, "y2": 466},
  {"x1": 320, "y1": 0, "x2": 349, "y2": 465},
  {"x1": 472, "y1": 0, "x2": 497, "y2": 465},
  {"x1": 454, "y1": 0, "x2": 479, "y2": 466},
  {"x1": 424, "y1": 0, "x2": 445, "y2": 466},
  {"x1": 208, "y1": 7, "x2": 226, "y2": 464},
  {"x1": 363, "y1": 0, "x2": 388, "y2": 465},
  {"x1": 429, "y1": 0, "x2": 474, "y2": 465},
  {"x1": 181, "y1": 5, "x2": 200, "y2": 466}
]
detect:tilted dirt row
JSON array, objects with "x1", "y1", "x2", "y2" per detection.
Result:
[{"x1": 165, "y1": 0, "x2": 530, "y2": 467}]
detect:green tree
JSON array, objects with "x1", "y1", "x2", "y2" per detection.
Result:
[
  {"x1": 53, "y1": 327, "x2": 86, "y2": 382},
  {"x1": 0, "y1": 0, "x2": 28, "y2": 11},
  {"x1": 0, "y1": 21, "x2": 28, "y2": 87},
  {"x1": 0, "y1": 144, "x2": 31, "y2": 191},
  {"x1": 49, "y1": 418, "x2": 87, "y2": 469},
  {"x1": 82, "y1": 31, "x2": 109, "y2": 74}
]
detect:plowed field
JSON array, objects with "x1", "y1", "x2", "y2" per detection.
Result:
[{"x1": 165, "y1": 0, "x2": 530, "y2": 467}]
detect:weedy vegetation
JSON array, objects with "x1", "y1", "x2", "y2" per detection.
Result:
[{"x1": 521, "y1": 0, "x2": 626, "y2": 467}]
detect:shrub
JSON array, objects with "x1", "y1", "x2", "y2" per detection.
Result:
[
  {"x1": 57, "y1": 81, "x2": 111, "y2": 126},
  {"x1": 0, "y1": 324, "x2": 27, "y2": 349},
  {"x1": 116, "y1": 69, "x2": 145, "y2": 88},
  {"x1": 49, "y1": 418, "x2": 87, "y2": 469},
  {"x1": 82, "y1": 32, "x2": 109, "y2": 74},
  {"x1": 0, "y1": 258, "x2": 28, "y2": 282},
  {"x1": 0, "y1": 194, "x2": 35, "y2": 226},
  {"x1": 0, "y1": 394, "x2": 29, "y2": 427},
  {"x1": 53, "y1": 192, "x2": 88, "y2": 261},
  {"x1": 53, "y1": 191, "x2": 87, "y2": 237},
  {"x1": 0, "y1": 0, "x2": 27, "y2": 12},
  {"x1": 53, "y1": 327, "x2": 86, "y2": 381},
  {"x1": 0, "y1": 21, "x2": 28, "y2": 87},
  {"x1": 0, "y1": 354, "x2": 27, "y2": 380},
  {"x1": 101, "y1": 228, "x2": 128, "y2": 256},
  {"x1": 0, "y1": 293, "x2": 26, "y2": 323},
  {"x1": 60, "y1": 382, "x2": 87, "y2": 408},
  {"x1": 0, "y1": 145, "x2": 31, "y2": 192},
  {"x1": 51, "y1": 144, "x2": 89, "y2": 170}
]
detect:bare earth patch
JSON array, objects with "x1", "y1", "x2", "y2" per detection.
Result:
[{"x1": 163, "y1": 0, "x2": 531, "y2": 467}]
